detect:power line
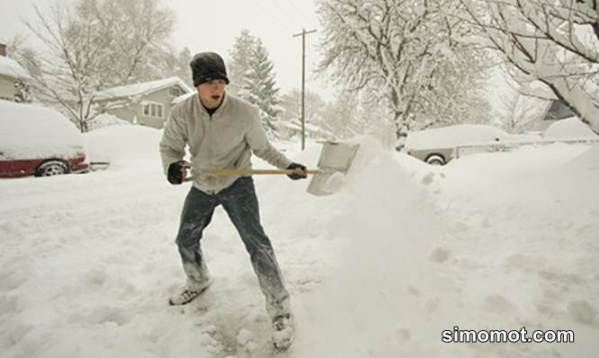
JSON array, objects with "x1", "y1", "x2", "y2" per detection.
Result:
[
  {"x1": 269, "y1": 0, "x2": 304, "y2": 30},
  {"x1": 252, "y1": 0, "x2": 298, "y2": 33},
  {"x1": 285, "y1": 0, "x2": 317, "y2": 25}
]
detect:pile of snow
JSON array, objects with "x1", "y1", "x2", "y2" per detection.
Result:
[
  {"x1": 405, "y1": 124, "x2": 508, "y2": 150},
  {"x1": 544, "y1": 117, "x2": 598, "y2": 139},
  {"x1": 87, "y1": 113, "x2": 131, "y2": 131},
  {"x1": 82, "y1": 125, "x2": 162, "y2": 165},
  {"x1": 290, "y1": 139, "x2": 453, "y2": 357},
  {"x1": 0, "y1": 100, "x2": 84, "y2": 160},
  {"x1": 504, "y1": 132, "x2": 542, "y2": 143},
  {"x1": 420, "y1": 143, "x2": 599, "y2": 357}
]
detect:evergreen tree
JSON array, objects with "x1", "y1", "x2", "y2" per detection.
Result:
[
  {"x1": 239, "y1": 39, "x2": 282, "y2": 137},
  {"x1": 228, "y1": 30, "x2": 255, "y2": 95},
  {"x1": 167, "y1": 46, "x2": 193, "y2": 87}
]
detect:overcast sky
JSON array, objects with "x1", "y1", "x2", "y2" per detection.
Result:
[{"x1": 0, "y1": 0, "x2": 327, "y2": 96}]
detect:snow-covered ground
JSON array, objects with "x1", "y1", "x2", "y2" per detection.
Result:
[{"x1": 1, "y1": 125, "x2": 598, "y2": 358}]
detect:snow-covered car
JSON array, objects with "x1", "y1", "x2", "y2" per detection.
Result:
[
  {"x1": 0, "y1": 100, "x2": 89, "y2": 178},
  {"x1": 404, "y1": 124, "x2": 509, "y2": 165}
]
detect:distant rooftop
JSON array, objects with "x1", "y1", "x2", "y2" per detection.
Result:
[
  {"x1": 94, "y1": 77, "x2": 193, "y2": 101},
  {"x1": 172, "y1": 92, "x2": 195, "y2": 105},
  {"x1": 0, "y1": 56, "x2": 31, "y2": 80}
]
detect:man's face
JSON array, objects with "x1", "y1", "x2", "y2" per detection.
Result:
[{"x1": 197, "y1": 79, "x2": 226, "y2": 109}]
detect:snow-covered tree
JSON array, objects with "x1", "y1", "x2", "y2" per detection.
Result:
[
  {"x1": 278, "y1": 89, "x2": 334, "y2": 140},
  {"x1": 20, "y1": 0, "x2": 176, "y2": 132},
  {"x1": 280, "y1": 89, "x2": 326, "y2": 127},
  {"x1": 4, "y1": 35, "x2": 32, "y2": 103},
  {"x1": 461, "y1": 0, "x2": 599, "y2": 133},
  {"x1": 497, "y1": 91, "x2": 547, "y2": 134},
  {"x1": 319, "y1": 90, "x2": 362, "y2": 139},
  {"x1": 159, "y1": 46, "x2": 194, "y2": 87},
  {"x1": 228, "y1": 30, "x2": 256, "y2": 95},
  {"x1": 239, "y1": 39, "x2": 282, "y2": 137},
  {"x1": 322, "y1": 90, "x2": 396, "y2": 147},
  {"x1": 317, "y1": 0, "x2": 491, "y2": 145},
  {"x1": 278, "y1": 88, "x2": 396, "y2": 145}
]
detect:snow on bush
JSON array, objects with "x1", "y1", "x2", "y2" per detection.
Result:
[{"x1": 87, "y1": 113, "x2": 132, "y2": 131}]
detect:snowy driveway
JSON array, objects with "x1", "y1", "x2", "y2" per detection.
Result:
[{"x1": 1, "y1": 127, "x2": 598, "y2": 358}]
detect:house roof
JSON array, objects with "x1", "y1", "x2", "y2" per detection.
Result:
[
  {"x1": 0, "y1": 56, "x2": 30, "y2": 80},
  {"x1": 172, "y1": 92, "x2": 195, "y2": 105},
  {"x1": 94, "y1": 77, "x2": 193, "y2": 101}
]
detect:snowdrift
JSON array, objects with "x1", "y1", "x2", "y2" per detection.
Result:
[
  {"x1": 83, "y1": 125, "x2": 163, "y2": 169},
  {"x1": 544, "y1": 117, "x2": 598, "y2": 140}
]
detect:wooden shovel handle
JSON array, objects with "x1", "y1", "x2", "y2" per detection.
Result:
[{"x1": 206, "y1": 168, "x2": 319, "y2": 176}]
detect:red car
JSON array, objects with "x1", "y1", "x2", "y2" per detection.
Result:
[{"x1": 0, "y1": 100, "x2": 89, "y2": 178}]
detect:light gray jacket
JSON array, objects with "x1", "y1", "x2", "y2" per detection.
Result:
[{"x1": 159, "y1": 93, "x2": 291, "y2": 194}]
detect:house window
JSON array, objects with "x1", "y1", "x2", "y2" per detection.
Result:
[
  {"x1": 143, "y1": 102, "x2": 164, "y2": 118},
  {"x1": 169, "y1": 87, "x2": 184, "y2": 97}
]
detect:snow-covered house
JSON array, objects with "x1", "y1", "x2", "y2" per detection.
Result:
[
  {"x1": 93, "y1": 77, "x2": 193, "y2": 129},
  {"x1": 0, "y1": 43, "x2": 30, "y2": 101}
]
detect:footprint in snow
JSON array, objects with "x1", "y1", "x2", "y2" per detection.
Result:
[
  {"x1": 567, "y1": 300, "x2": 597, "y2": 325},
  {"x1": 429, "y1": 247, "x2": 451, "y2": 263},
  {"x1": 483, "y1": 295, "x2": 519, "y2": 316},
  {"x1": 421, "y1": 172, "x2": 435, "y2": 186}
]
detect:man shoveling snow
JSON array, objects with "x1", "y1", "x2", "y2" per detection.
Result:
[{"x1": 159, "y1": 52, "x2": 307, "y2": 351}]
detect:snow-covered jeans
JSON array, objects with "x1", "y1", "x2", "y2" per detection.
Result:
[{"x1": 175, "y1": 176, "x2": 290, "y2": 319}]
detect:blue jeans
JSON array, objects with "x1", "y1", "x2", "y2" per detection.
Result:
[{"x1": 175, "y1": 176, "x2": 290, "y2": 319}]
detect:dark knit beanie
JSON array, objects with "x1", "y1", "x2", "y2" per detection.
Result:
[{"x1": 190, "y1": 52, "x2": 230, "y2": 87}]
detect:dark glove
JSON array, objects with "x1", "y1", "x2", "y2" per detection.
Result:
[
  {"x1": 167, "y1": 160, "x2": 190, "y2": 185},
  {"x1": 286, "y1": 162, "x2": 307, "y2": 180}
]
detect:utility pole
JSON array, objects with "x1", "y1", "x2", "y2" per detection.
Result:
[{"x1": 293, "y1": 28, "x2": 316, "y2": 151}]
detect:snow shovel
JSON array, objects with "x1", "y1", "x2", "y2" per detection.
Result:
[
  {"x1": 183, "y1": 141, "x2": 359, "y2": 195},
  {"x1": 306, "y1": 141, "x2": 359, "y2": 196}
]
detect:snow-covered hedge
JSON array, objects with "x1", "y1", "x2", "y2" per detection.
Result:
[{"x1": 87, "y1": 113, "x2": 132, "y2": 131}]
